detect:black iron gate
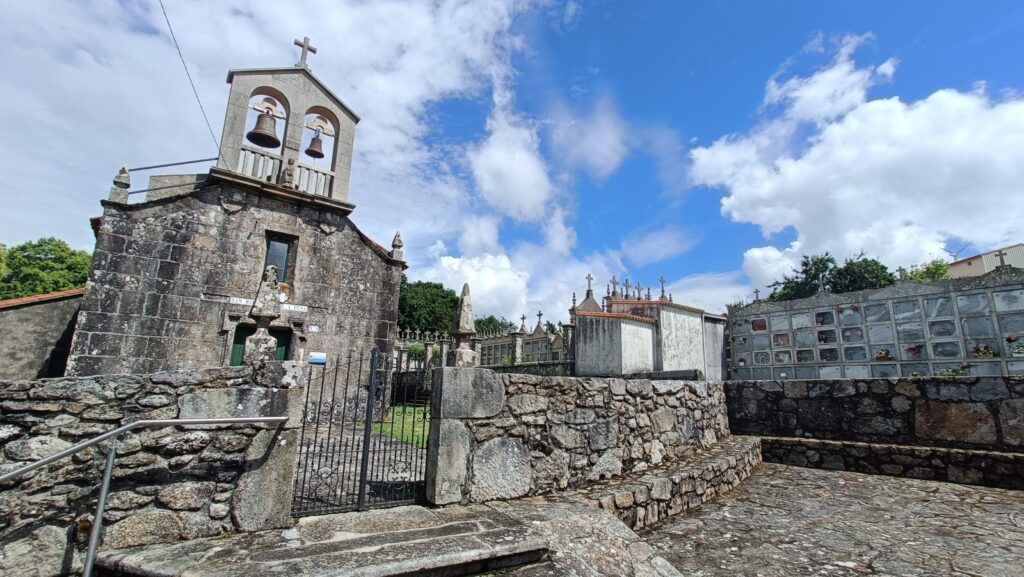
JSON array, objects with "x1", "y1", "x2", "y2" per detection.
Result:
[{"x1": 291, "y1": 347, "x2": 432, "y2": 516}]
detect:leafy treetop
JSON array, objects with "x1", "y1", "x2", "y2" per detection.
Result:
[
  {"x1": 398, "y1": 275, "x2": 459, "y2": 333},
  {"x1": 906, "y1": 259, "x2": 950, "y2": 283},
  {"x1": 767, "y1": 252, "x2": 896, "y2": 302},
  {"x1": 476, "y1": 315, "x2": 516, "y2": 335},
  {"x1": 0, "y1": 237, "x2": 91, "y2": 300}
]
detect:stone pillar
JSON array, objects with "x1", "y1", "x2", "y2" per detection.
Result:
[
  {"x1": 395, "y1": 348, "x2": 405, "y2": 373},
  {"x1": 512, "y1": 332, "x2": 524, "y2": 366},
  {"x1": 108, "y1": 166, "x2": 130, "y2": 203},
  {"x1": 244, "y1": 266, "x2": 283, "y2": 366},
  {"x1": 562, "y1": 322, "x2": 575, "y2": 361},
  {"x1": 447, "y1": 283, "x2": 479, "y2": 368},
  {"x1": 424, "y1": 341, "x2": 435, "y2": 368}
]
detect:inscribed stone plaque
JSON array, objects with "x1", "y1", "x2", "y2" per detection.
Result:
[
  {"x1": 956, "y1": 293, "x2": 990, "y2": 315},
  {"x1": 795, "y1": 366, "x2": 818, "y2": 379},
  {"x1": 773, "y1": 367, "x2": 792, "y2": 380},
  {"x1": 844, "y1": 365, "x2": 869, "y2": 379},
  {"x1": 791, "y1": 312, "x2": 812, "y2": 329},
  {"x1": 820, "y1": 366, "x2": 842, "y2": 378},
  {"x1": 841, "y1": 327, "x2": 864, "y2": 343},
  {"x1": 962, "y1": 317, "x2": 995, "y2": 338},
  {"x1": 819, "y1": 348, "x2": 839, "y2": 362},
  {"x1": 864, "y1": 304, "x2": 890, "y2": 323},
  {"x1": 732, "y1": 320, "x2": 750, "y2": 335},
  {"x1": 794, "y1": 329, "x2": 815, "y2": 348},
  {"x1": 1007, "y1": 361, "x2": 1024, "y2": 375},
  {"x1": 871, "y1": 364, "x2": 898, "y2": 378},
  {"x1": 752, "y1": 335, "x2": 770, "y2": 350},
  {"x1": 753, "y1": 351, "x2": 771, "y2": 365},
  {"x1": 751, "y1": 318, "x2": 768, "y2": 331},
  {"x1": 970, "y1": 362, "x2": 1003, "y2": 376},
  {"x1": 925, "y1": 298, "x2": 952, "y2": 319},
  {"x1": 932, "y1": 341, "x2": 961, "y2": 358},
  {"x1": 774, "y1": 350, "x2": 792, "y2": 364},
  {"x1": 896, "y1": 322, "x2": 925, "y2": 342},
  {"x1": 732, "y1": 368, "x2": 752, "y2": 380},
  {"x1": 772, "y1": 333, "x2": 791, "y2": 347},
  {"x1": 817, "y1": 329, "x2": 837, "y2": 344},
  {"x1": 994, "y1": 289, "x2": 1024, "y2": 312},
  {"x1": 770, "y1": 314, "x2": 790, "y2": 330},
  {"x1": 796, "y1": 349, "x2": 815, "y2": 363},
  {"x1": 928, "y1": 320, "x2": 957, "y2": 338},
  {"x1": 839, "y1": 308, "x2": 863, "y2": 326},
  {"x1": 844, "y1": 346, "x2": 867, "y2": 361},
  {"x1": 901, "y1": 363, "x2": 929, "y2": 377},
  {"x1": 999, "y1": 313, "x2": 1024, "y2": 334},
  {"x1": 900, "y1": 344, "x2": 927, "y2": 361},
  {"x1": 815, "y1": 311, "x2": 835, "y2": 326},
  {"x1": 893, "y1": 301, "x2": 921, "y2": 321},
  {"x1": 752, "y1": 367, "x2": 772, "y2": 380},
  {"x1": 867, "y1": 324, "x2": 894, "y2": 343}
]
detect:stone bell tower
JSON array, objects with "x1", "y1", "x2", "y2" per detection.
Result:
[{"x1": 215, "y1": 36, "x2": 360, "y2": 209}]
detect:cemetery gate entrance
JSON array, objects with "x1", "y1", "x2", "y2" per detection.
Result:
[{"x1": 291, "y1": 346, "x2": 432, "y2": 516}]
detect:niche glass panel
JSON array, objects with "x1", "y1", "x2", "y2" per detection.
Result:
[
  {"x1": 770, "y1": 314, "x2": 790, "y2": 330},
  {"x1": 928, "y1": 320, "x2": 957, "y2": 338},
  {"x1": 896, "y1": 322, "x2": 925, "y2": 342},
  {"x1": 901, "y1": 363, "x2": 929, "y2": 377},
  {"x1": 839, "y1": 307, "x2": 863, "y2": 326},
  {"x1": 994, "y1": 289, "x2": 1024, "y2": 312},
  {"x1": 845, "y1": 365, "x2": 869, "y2": 379},
  {"x1": 956, "y1": 293, "x2": 990, "y2": 315},
  {"x1": 820, "y1": 366, "x2": 842, "y2": 378},
  {"x1": 817, "y1": 330, "x2": 837, "y2": 344},
  {"x1": 796, "y1": 349, "x2": 816, "y2": 363},
  {"x1": 932, "y1": 341, "x2": 961, "y2": 358},
  {"x1": 925, "y1": 298, "x2": 952, "y2": 319},
  {"x1": 900, "y1": 344, "x2": 927, "y2": 361},
  {"x1": 962, "y1": 317, "x2": 995, "y2": 338},
  {"x1": 791, "y1": 312, "x2": 813, "y2": 329},
  {"x1": 751, "y1": 318, "x2": 768, "y2": 332},
  {"x1": 966, "y1": 339, "x2": 999, "y2": 358},
  {"x1": 841, "y1": 327, "x2": 864, "y2": 343},
  {"x1": 795, "y1": 366, "x2": 818, "y2": 379},
  {"x1": 774, "y1": 351, "x2": 793, "y2": 364},
  {"x1": 753, "y1": 351, "x2": 771, "y2": 365},
  {"x1": 872, "y1": 346, "x2": 896, "y2": 361},
  {"x1": 815, "y1": 311, "x2": 835, "y2": 326},
  {"x1": 864, "y1": 304, "x2": 891, "y2": 323},
  {"x1": 752, "y1": 335, "x2": 771, "y2": 350},
  {"x1": 867, "y1": 324, "x2": 894, "y2": 343},
  {"x1": 871, "y1": 365, "x2": 898, "y2": 378},
  {"x1": 893, "y1": 301, "x2": 921, "y2": 321},
  {"x1": 1000, "y1": 313, "x2": 1024, "y2": 334},
  {"x1": 844, "y1": 346, "x2": 867, "y2": 361},
  {"x1": 772, "y1": 333, "x2": 791, "y2": 347},
  {"x1": 820, "y1": 348, "x2": 839, "y2": 362},
  {"x1": 794, "y1": 329, "x2": 815, "y2": 348}
]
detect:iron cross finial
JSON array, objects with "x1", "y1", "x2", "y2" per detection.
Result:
[
  {"x1": 995, "y1": 250, "x2": 1009, "y2": 267},
  {"x1": 585, "y1": 273, "x2": 594, "y2": 290},
  {"x1": 294, "y1": 36, "x2": 317, "y2": 67}
]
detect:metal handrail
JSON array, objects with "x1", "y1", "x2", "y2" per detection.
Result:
[{"x1": 0, "y1": 416, "x2": 289, "y2": 577}]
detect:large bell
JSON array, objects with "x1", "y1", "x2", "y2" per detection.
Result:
[
  {"x1": 304, "y1": 134, "x2": 325, "y2": 159},
  {"x1": 246, "y1": 112, "x2": 281, "y2": 149}
]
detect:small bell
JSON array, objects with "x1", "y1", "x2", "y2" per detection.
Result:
[
  {"x1": 304, "y1": 132, "x2": 325, "y2": 159},
  {"x1": 246, "y1": 112, "x2": 281, "y2": 149}
]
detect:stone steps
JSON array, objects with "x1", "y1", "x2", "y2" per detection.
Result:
[
  {"x1": 573, "y1": 435, "x2": 762, "y2": 531},
  {"x1": 95, "y1": 505, "x2": 548, "y2": 577}
]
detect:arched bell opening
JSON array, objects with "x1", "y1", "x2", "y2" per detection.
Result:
[
  {"x1": 237, "y1": 89, "x2": 290, "y2": 183},
  {"x1": 295, "y1": 107, "x2": 338, "y2": 196}
]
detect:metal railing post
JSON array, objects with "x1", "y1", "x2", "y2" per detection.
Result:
[
  {"x1": 356, "y1": 346, "x2": 380, "y2": 509},
  {"x1": 82, "y1": 441, "x2": 117, "y2": 577}
]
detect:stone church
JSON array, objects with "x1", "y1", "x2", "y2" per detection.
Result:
[{"x1": 9, "y1": 41, "x2": 404, "y2": 377}]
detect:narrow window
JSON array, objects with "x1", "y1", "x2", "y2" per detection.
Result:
[{"x1": 264, "y1": 233, "x2": 296, "y2": 282}]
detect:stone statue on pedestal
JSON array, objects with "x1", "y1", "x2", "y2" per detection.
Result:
[
  {"x1": 446, "y1": 283, "x2": 478, "y2": 368},
  {"x1": 244, "y1": 266, "x2": 283, "y2": 365}
]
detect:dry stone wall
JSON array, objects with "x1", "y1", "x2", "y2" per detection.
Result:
[
  {"x1": 426, "y1": 369, "x2": 730, "y2": 505},
  {"x1": 0, "y1": 363, "x2": 304, "y2": 575}
]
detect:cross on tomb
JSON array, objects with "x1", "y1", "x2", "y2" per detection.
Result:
[
  {"x1": 896, "y1": 266, "x2": 906, "y2": 280},
  {"x1": 610, "y1": 275, "x2": 619, "y2": 293},
  {"x1": 586, "y1": 273, "x2": 594, "y2": 291},
  {"x1": 624, "y1": 279, "x2": 632, "y2": 294},
  {"x1": 754, "y1": 288, "x2": 760, "y2": 301},
  {"x1": 659, "y1": 276, "x2": 666, "y2": 298},
  {"x1": 537, "y1": 310, "x2": 544, "y2": 325},
  {"x1": 995, "y1": 250, "x2": 1009, "y2": 267},
  {"x1": 294, "y1": 36, "x2": 317, "y2": 67}
]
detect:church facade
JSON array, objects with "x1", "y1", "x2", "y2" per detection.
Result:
[{"x1": 65, "y1": 44, "x2": 403, "y2": 376}]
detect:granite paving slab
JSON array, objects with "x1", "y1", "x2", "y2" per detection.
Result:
[
  {"x1": 643, "y1": 463, "x2": 1024, "y2": 577},
  {"x1": 96, "y1": 504, "x2": 547, "y2": 577}
]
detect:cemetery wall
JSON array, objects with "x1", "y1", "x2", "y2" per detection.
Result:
[
  {"x1": 0, "y1": 363, "x2": 304, "y2": 574},
  {"x1": 0, "y1": 289, "x2": 83, "y2": 380},
  {"x1": 66, "y1": 181, "x2": 403, "y2": 377},
  {"x1": 426, "y1": 369, "x2": 730, "y2": 505},
  {"x1": 726, "y1": 377, "x2": 1024, "y2": 453}
]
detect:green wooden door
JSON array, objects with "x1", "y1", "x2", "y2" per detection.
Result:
[{"x1": 230, "y1": 326, "x2": 291, "y2": 365}]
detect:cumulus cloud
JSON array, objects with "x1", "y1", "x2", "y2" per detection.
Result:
[
  {"x1": 691, "y1": 33, "x2": 1024, "y2": 290},
  {"x1": 549, "y1": 95, "x2": 630, "y2": 181},
  {"x1": 667, "y1": 271, "x2": 753, "y2": 315},
  {"x1": 620, "y1": 226, "x2": 698, "y2": 268}
]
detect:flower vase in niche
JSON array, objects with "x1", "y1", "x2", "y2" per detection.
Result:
[
  {"x1": 1008, "y1": 335, "x2": 1024, "y2": 357},
  {"x1": 972, "y1": 343, "x2": 995, "y2": 359},
  {"x1": 875, "y1": 348, "x2": 894, "y2": 362},
  {"x1": 904, "y1": 344, "x2": 923, "y2": 358}
]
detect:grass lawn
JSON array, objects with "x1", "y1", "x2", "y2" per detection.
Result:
[{"x1": 370, "y1": 406, "x2": 430, "y2": 448}]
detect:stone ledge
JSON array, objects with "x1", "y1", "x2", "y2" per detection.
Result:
[
  {"x1": 574, "y1": 435, "x2": 762, "y2": 531},
  {"x1": 761, "y1": 436, "x2": 1024, "y2": 490}
]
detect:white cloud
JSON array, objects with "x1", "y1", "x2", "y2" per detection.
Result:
[
  {"x1": 667, "y1": 271, "x2": 753, "y2": 315},
  {"x1": 692, "y1": 33, "x2": 1024, "y2": 292},
  {"x1": 549, "y1": 95, "x2": 630, "y2": 180},
  {"x1": 458, "y1": 215, "x2": 502, "y2": 256},
  {"x1": 621, "y1": 226, "x2": 698, "y2": 268},
  {"x1": 421, "y1": 253, "x2": 530, "y2": 319}
]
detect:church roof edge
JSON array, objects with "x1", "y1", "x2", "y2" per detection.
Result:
[{"x1": 226, "y1": 66, "x2": 361, "y2": 123}]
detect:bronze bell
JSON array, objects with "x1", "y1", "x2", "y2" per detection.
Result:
[
  {"x1": 304, "y1": 133, "x2": 325, "y2": 159},
  {"x1": 246, "y1": 112, "x2": 281, "y2": 149}
]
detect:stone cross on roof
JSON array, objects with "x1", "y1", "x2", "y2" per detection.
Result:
[
  {"x1": 995, "y1": 250, "x2": 1009, "y2": 266},
  {"x1": 610, "y1": 275, "x2": 619, "y2": 294},
  {"x1": 754, "y1": 288, "x2": 760, "y2": 301},
  {"x1": 636, "y1": 282, "x2": 643, "y2": 298},
  {"x1": 536, "y1": 310, "x2": 543, "y2": 325},
  {"x1": 624, "y1": 279, "x2": 632, "y2": 296},
  {"x1": 520, "y1": 314, "x2": 527, "y2": 331},
  {"x1": 896, "y1": 266, "x2": 906, "y2": 280},
  {"x1": 659, "y1": 276, "x2": 666, "y2": 299},
  {"x1": 585, "y1": 273, "x2": 594, "y2": 291},
  {"x1": 294, "y1": 36, "x2": 317, "y2": 67}
]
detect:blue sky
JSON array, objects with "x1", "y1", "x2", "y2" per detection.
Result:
[{"x1": 2, "y1": 1, "x2": 1023, "y2": 320}]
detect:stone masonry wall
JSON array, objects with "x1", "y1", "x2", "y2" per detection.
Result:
[
  {"x1": 0, "y1": 292, "x2": 82, "y2": 380},
  {"x1": 726, "y1": 377, "x2": 1024, "y2": 453},
  {"x1": 0, "y1": 363, "x2": 304, "y2": 576},
  {"x1": 427, "y1": 369, "x2": 730, "y2": 505},
  {"x1": 67, "y1": 181, "x2": 402, "y2": 376}
]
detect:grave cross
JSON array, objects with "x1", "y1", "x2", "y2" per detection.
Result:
[
  {"x1": 610, "y1": 275, "x2": 619, "y2": 294},
  {"x1": 624, "y1": 279, "x2": 632, "y2": 295},
  {"x1": 520, "y1": 314, "x2": 527, "y2": 330},
  {"x1": 754, "y1": 288, "x2": 760, "y2": 301},
  {"x1": 293, "y1": 36, "x2": 317, "y2": 67},
  {"x1": 659, "y1": 276, "x2": 666, "y2": 298},
  {"x1": 995, "y1": 250, "x2": 1009, "y2": 266},
  {"x1": 536, "y1": 310, "x2": 544, "y2": 326},
  {"x1": 636, "y1": 282, "x2": 643, "y2": 298},
  {"x1": 586, "y1": 273, "x2": 594, "y2": 291},
  {"x1": 896, "y1": 266, "x2": 906, "y2": 280}
]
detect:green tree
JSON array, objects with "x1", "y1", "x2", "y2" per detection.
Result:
[
  {"x1": 767, "y1": 253, "x2": 836, "y2": 302},
  {"x1": 828, "y1": 254, "x2": 896, "y2": 293},
  {"x1": 0, "y1": 237, "x2": 91, "y2": 300},
  {"x1": 544, "y1": 320, "x2": 560, "y2": 334},
  {"x1": 398, "y1": 275, "x2": 459, "y2": 333},
  {"x1": 475, "y1": 315, "x2": 515, "y2": 335},
  {"x1": 0, "y1": 245, "x2": 8, "y2": 281},
  {"x1": 906, "y1": 259, "x2": 950, "y2": 283}
]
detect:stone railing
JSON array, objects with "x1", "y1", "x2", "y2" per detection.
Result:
[
  {"x1": 426, "y1": 369, "x2": 729, "y2": 505},
  {"x1": 236, "y1": 146, "x2": 281, "y2": 183},
  {"x1": 0, "y1": 363, "x2": 305, "y2": 575},
  {"x1": 295, "y1": 163, "x2": 334, "y2": 197}
]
